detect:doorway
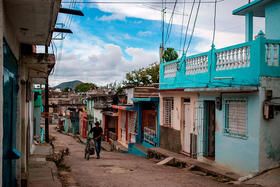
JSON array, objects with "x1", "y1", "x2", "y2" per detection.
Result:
[
  {"x1": 203, "y1": 101, "x2": 215, "y2": 159},
  {"x1": 3, "y1": 40, "x2": 18, "y2": 187},
  {"x1": 183, "y1": 99, "x2": 191, "y2": 154}
]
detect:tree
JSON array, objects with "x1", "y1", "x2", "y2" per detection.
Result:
[
  {"x1": 162, "y1": 48, "x2": 178, "y2": 62},
  {"x1": 124, "y1": 62, "x2": 159, "y2": 86},
  {"x1": 75, "y1": 83, "x2": 97, "y2": 92},
  {"x1": 63, "y1": 87, "x2": 72, "y2": 92}
]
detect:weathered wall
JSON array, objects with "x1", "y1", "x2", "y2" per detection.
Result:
[
  {"x1": 0, "y1": 0, "x2": 3, "y2": 186},
  {"x1": 93, "y1": 108, "x2": 103, "y2": 128},
  {"x1": 34, "y1": 107, "x2": 41, "y2": 137},
  {"x1": 3, "y1": 4, "x2": 22, "y2": 184},
  {"x1": 159, "y1": 92, "x2": 197, "y2": 153},
  {"x1": 197, "y1": 92, "x2": 260, "y2": 175},
  {"x1": 259, "y1": 77, "x2": 280, "y2": 171},
  {"x1": 160, "y1": 126, "x2": 182, "y2": 152},
  {"x1": 125, "y1": 88, "x2": 134, "y2": 104}
]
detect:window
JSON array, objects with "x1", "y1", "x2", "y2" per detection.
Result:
[
  {"x1": 163, "y1": 97, "x2": 174, "y2": 126},
  {"x1": 225, "y1": 99, "x2": 247, "y2": 137}
]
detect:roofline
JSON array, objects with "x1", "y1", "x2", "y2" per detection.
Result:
[{"x1": 232, "y1": 0, "x2": 263, "y2": 15}]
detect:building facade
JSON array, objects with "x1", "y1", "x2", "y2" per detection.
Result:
[
  {"x1": 159, "y1": 0, "x2": 280, "y2": 175},
  {"x1": 0, "y1": 0, "x2": 61, "y2": 185}
]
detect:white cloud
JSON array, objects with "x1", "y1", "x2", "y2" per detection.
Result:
[
  {"x1": 94, "y1": 0, "x2": 265, "y2": 49},
  {"x1": 49, "y1": 22, "x2": 159, "y2": 87},
  {"x1": 137, "y1": 31, "x2": 153, "y2": 37},
  {"x1": 96, "y1": 13, "x2": 126, "y2": 22}
]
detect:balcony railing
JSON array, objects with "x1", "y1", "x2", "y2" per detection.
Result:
[
  {"x1": 216, "y1": 45, "x2": 250, "y2": 71},
  {"x1": 160, "y1": 35, "x2": 280, "y2": 89},
  {"x1": 144, "y1": 127, "x2": 157, "y2": 146}
]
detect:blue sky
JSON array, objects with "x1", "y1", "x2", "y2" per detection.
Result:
[{"x1": 49, "y1": 0, "x2": 265, "y2": 86}]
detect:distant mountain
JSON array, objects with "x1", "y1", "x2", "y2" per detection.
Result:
[{"x1": 53, "y1": 80, "x2": 83, "y2": 91}]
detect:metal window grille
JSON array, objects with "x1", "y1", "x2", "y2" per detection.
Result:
[
  {"x1": 128, "y1": 111, "x2": 138, "y2": 134},
  {"x1": 225, "y1": 100, "x2": 247, "y2": 136},
  {"x1": 163, "y1": 97, "x2": 174, "y2": 126}
]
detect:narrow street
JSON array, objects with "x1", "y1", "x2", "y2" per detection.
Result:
[{"x1": 50, "y1": 126, "x2": 232, "y2": 187}]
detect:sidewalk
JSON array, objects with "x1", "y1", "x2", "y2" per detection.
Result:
[
  {"x1": 244, "y1": 167, "x2": 280, "y2": 187},
  {"x1": 147, "y1": 147, "x2": 241, "y2": 181},
  {"x1": 28, "y1": 145, "x2": 62, "y2": 187}
]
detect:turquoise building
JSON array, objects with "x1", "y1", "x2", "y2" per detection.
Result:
[{"x1": 159, "y1": 0, "x2": 280, "y2": 175}]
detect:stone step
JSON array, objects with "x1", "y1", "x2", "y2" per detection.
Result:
[{"x1": 156, "y1": 157, "x2": 175, "y2": 165}]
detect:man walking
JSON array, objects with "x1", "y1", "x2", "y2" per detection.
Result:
[{"x1": 88, "y1": 122, "x2": 103, "y2": 159}]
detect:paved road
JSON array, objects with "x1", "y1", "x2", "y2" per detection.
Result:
[{"x1": 50, "y1": 126, "x2": 244, "y2": 187}]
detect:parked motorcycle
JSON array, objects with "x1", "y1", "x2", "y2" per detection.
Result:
[{"x1": 84, "y1": 138, "x2": 95, "y2": 160}]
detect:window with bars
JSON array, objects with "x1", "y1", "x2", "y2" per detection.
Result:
[
  {"x1": 163, "y1": 97, "x2": 174, "y2": 126},
  {"x1": 224, "y1": 99, "x2": 247, "y2": 137}
]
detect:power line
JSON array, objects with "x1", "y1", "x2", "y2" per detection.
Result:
[
  {"x1": 182, "y1": 0, "x2": 196, "y2": 53},
  {"x1": 61, "y1": 0, "x2": 224, "y2": 4},
  {"x1": 164, "y1": 0, "x2": 178, "y2": 45},
  {"x1": 185, "y1": 0, "x2": 201, "y2": 55}
]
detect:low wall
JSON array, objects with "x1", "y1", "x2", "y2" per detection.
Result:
[{"x1": 160, "y1": 126, "x2": 181, "y2": 153}]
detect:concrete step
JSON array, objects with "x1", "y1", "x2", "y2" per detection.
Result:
[
  {"x1": 111, "y1": 140, "x2": 128, "y2": 153},
  {"x1": 156, "y1": 157, "x2": 175, "y2": 165},
  {"x1": 148, "y1": 147, "x2": 242, "y2": 181},
  {"x1": 133, "y1": 144, "x2": 149, "y2": 154},
  {"x1": 101, "y1": 141, "x2": 112, "y2": 152}
]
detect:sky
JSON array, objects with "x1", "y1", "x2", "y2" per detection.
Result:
[{"x1": 49, "y1": 0, "x2": 265, "y2": 87}]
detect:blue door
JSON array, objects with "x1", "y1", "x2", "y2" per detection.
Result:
[{"x1": 3, "y1": 40, "x2": 18, "y2": 187}]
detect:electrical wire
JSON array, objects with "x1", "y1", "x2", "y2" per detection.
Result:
[
  {"x1": 185, "y1": 0, "x2": 201, "y2": 55},
  {"x1": 164, "y1": 0, "x2": 178, "y2": 46},
  {"x1": 182, "y1": 0, "x2": 196, "y2": 53},
  {"x1": 61, "y1": 0, "x2": 224, "y2": 4}
]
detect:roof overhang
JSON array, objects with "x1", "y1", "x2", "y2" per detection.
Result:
[
  {"x1": 131, "y1": 97, "x2": 159, "y2": 102},
  {"x1": 232, "y1": 0, "x2": 274, "y2": 17},
  {"x1": 112, "y1": 105, "x2": 136, "y2": 111},
  {"x1": 184, "y1": 86, "x2": 258, "y2": 93},
  {"x1": 22, "y1": 53, "x2": 55, "y2": 84},
  {"x1": 5, "y1": 0, "x2": 61, "y2": 45}
]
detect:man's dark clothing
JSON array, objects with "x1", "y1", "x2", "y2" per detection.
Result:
[
  {"x1": 89, "y1": 127, "x2": 103, "y2": 141},
  {"x1": 89, "y1": 127, "x2": 103, "y2": 158}
]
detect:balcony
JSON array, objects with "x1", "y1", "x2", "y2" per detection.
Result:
[{"x1": 160, "y1": 34, "x2": 280, "y2": 90}]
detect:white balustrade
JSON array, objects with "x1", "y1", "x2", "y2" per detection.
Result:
[
  {"x1": 185, "y1": 55, "x2": 208, "y2": 75},
  {"x1": 164, "y1": 62, "x2": 177, "y2": 78},
  {"x1": 216, "y1": 46, "x2": 250, "y2": 71},
  {"x1": 266, "y1": 43, "x2": 280, "y2": 67}
]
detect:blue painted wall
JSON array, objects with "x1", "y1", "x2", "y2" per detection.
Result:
[
  {"x1": 197, "y1": 93, "x2": 260, "y2": 174},
  {"x1": 265, "y1": 1, "x2": 280, "y2": 40}
]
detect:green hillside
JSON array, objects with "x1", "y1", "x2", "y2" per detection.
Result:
[{"x1": 53, "y1": 80, "x2": 83, "y2": 90}]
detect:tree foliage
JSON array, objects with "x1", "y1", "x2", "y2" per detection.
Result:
[
  {"x1": 75, "y1": 83, "x2": 97, "y2": 92},
  {"x1": 124, "y1": 62, "x2": 159, "y2": 86},
  {"x1": 162, "y1": 48, "x2": 178, "y2": 62},
  {"x1": 63, "y1": 87, "x2": 72, "y2": 92}
]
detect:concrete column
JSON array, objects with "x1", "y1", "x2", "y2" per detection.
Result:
[
  {"x1": 0, "y1": 0, "x2": 4, "y2": 186},
  {"x1": 245, "y1": 12, "x2": 253, "y2": 42}
]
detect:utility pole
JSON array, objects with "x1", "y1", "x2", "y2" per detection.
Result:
[
  {"x1": 161, "y1": 7, "x2": 166, "y2": 62},
  {"x1": 45, "y1": 45, "x2": 49, "y2": 143}
]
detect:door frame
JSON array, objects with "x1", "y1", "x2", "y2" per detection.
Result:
[{"x1": 203, "y1": 101, "x2": 216, "y2": 158}]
